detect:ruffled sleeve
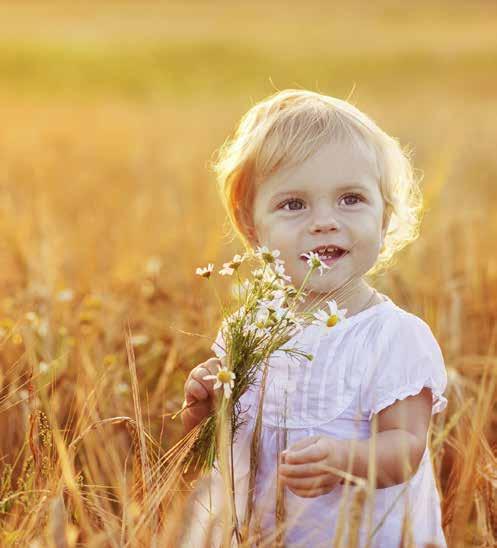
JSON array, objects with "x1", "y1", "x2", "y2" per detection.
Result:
[{"x1": 361, "y1": 311, "x2": 448, "y2": 421}]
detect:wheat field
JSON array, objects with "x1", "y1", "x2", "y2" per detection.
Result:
[{"x1": 0, "y1": 0, "x2": 496, "y2": 546}]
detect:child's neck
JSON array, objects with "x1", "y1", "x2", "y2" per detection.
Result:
[{"x1": 295, "y1": 279, "x2": 384, "y2": 318}]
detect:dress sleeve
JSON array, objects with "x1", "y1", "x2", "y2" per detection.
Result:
[
  {"x1": 210, "y1": 324, "x2": 227, "y2": 360},
  {"x1": 362, "y1": 311, "x2": 449, "y2": 421}
]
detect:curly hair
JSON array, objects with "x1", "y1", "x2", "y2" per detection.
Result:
[{"x1": 209, "y1": 89, "x2": 424, "y2": 277}]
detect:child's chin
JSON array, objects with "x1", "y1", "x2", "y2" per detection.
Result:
[
  {"x1": 306, "y1": 278, "x2": 340, "y2": 293},
  {"x1": 307, "y1": 273, "x2": 342, "y2": 292},
  {"x1": 295, "y1": 263, "x2": 342, "y2": 291}
]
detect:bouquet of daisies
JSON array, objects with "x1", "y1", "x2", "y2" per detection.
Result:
[{"x1": 182, "y1": 246, "x2": 348, "y2": 475}]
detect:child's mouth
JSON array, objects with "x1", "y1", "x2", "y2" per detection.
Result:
[{"x1": 300, "y1": 249, "x2": 348, "y2": 266}]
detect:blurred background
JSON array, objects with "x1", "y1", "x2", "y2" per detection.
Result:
[{"x1": 0, "y1": 1, "x2": 496, "y2": 545}]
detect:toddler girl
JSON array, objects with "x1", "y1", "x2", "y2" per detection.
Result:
[{"x1": 182, "y1": 89, "x2": 448, "y2": 547}]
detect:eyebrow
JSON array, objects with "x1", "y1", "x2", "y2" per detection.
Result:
[{"x1": 271, "y1": 183, "x2": 371, "y2": 201}]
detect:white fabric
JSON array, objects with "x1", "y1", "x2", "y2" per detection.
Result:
[{"x1": 183, "y1": 294, "x2": 448, "y2": 548}]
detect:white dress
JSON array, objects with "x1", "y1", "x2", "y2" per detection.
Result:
[{"x1": 183, "y1": 294, "x2": 449, "y2": 548}]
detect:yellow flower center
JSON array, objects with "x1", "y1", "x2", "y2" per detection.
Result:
[
  {"x1": 217, "y1": 370, "x2": 232, "y2": 383},
  {"x1": 326, "y1": 314, "x2": 339, "y2": 327}
]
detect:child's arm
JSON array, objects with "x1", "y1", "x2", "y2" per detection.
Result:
[
  {"x1": 342, "y1": 386, "x2": 433, "y2": 488},
  {"x1": 279, "y1": 387, "x2": 433, "y2": 497}
]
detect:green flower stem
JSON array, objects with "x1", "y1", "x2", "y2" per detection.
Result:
[
  {"x1": 292, "y1": 265, "x2": 318, "y2": 307},
  {"x1": 209, "y1": 278, "x2": 231, "y2": 327},
  {"x1": 217, "y1": 390, "x2": 240, "y2": 544}
]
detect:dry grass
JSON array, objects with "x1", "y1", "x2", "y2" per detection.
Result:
[{"x1": 0, "y1": 0, "x2": 496, "y2": 545}]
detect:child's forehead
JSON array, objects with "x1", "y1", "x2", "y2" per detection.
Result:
[{"x1": 256, "y1": 136, "x2": 380, "y2": 195}]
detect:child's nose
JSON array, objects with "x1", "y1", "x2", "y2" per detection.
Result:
[
  {"x1": 309, "y1": 211, "x2": 340, "y2": 233},
  {"x1": 308, "y1": 201, "x2": 341, "y2": 231}
]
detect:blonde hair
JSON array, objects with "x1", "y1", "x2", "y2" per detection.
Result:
[{"x1": 209, "y1": 89, "x2": 424, "y2": 276}]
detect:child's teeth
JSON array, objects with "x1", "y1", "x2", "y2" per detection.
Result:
[{"x1": 318, "y1": 249, "x2": 345, "y2": 260}]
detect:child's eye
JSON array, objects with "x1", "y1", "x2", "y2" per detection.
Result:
[
  {"x1": 279, "y1": 198, "x2": 305, "y2": 211},
  {"x1": 278, "y1": 193, "x2": 363, "y2": 211},
  {"x1": 340, "y1": 193, "x2": 363, "y2": 206}
]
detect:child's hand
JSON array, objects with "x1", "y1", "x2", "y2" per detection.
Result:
[
  {"x1": 279, "y1": 435, "x2": 346, "y2": 498},
  {"x1": 182, "y1": 356, "x2": 225, "y2": 433}
]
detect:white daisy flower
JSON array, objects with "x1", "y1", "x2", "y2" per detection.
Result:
[
  {"x1": 204, "y1": 365, "x2": 236, "y2": 399},
  {"x1": 254, "y1": 306, "x2": 271, "y2": 327},
  {"x1": 284, "y1": 285, "x2": 306, "y2": 303},
  {"x1": 301, "y1": 251, "x2": 332, "y2": 276},
  {"x1": 222, "y1": 305, "x2": 247, "y2": 328},
  {"x1": 196, "y1": 263, "x2": 214, "y2": 278},
  {"x1": 230, "y1": 253, "x2": 248, "y2": 270},
  {"x1": 271, "y1": 289, "x2": 287, "y2": 300},
  {"x1": 219, "y1": 253, "x2": 248, "y2": 277},
  {"x1": 254, "y1": 246, "x2": 281, "y2": 265},
  {"x1": 257, "y1": 293, "x2": 286, "y2": 314},
  {"x1": 251, "y1": 267, "x2": 282, "y2": 291},
  {"x1": 262, "y1": 267, "x2": 279, "y2": 283},
  {"x1": 312, "y1": 300, "x2": 348, "y2": 329},
  {"x1": 260, "y1": 267, "x2": 287, "y2": 290},
  {"x1": 251, "y1": 267, "x2": 265, "y2": 280},
  {"x1": 244, "y1": 322, "x2": 269, "y2": 338},
  {"x1": 268, "y1": 290, "x2": 289, "y2": 309},
  {"x1": 219, "y1": 262, "x2": 235, "y2": 276},
  {"x1": 273, "y1": 262, "x2": 292, "y2": 283},
  {"x1": 222, "y1": 306, "x2": 255, "y2": 337}
]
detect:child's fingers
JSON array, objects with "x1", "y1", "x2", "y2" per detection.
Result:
[
  {"x1": 283, "y1": 439, "x2": 329, "y2": 465},
  {"x1": 191, "y1": 365, "x2": 215, "y2": 385},
  {"x1": 279, "y1": 461, "x2": 328, "y2": 478},
  {"x1": 190, "y1": 358, "x2": 221, "y2": 381},
  {"x1": 185, "y1": 378, "x2": 210, "y2": 403},
  {"x1": 285, "y1": 435, "x2": 322, "y2": 453},
  {"x1": 186, "y1": 359, "x2": 222, "y2": 397},
  {"x1": 281, "y1": 474, "x2": 336, "y2": 491},
  {"x1": 287, "y1": 486, "x2": 331, "y2": 499}
]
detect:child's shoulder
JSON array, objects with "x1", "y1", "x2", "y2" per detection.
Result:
[
  {"x1": 360, "y1": 300, "x2": 448, "y2": 419},
  {"x1": 362, "y1": 297, "x2": 446, "y2": 389},
  {"x1": 375, "y1": 299, "x2": 441, "y2": 350},
  {"x1": 333, "y1": 295, "x2": 438, "y2": 349}
]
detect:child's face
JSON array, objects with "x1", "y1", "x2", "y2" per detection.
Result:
[{"x1": 250, "y1": 139, "x2": 388, "y2": 296}]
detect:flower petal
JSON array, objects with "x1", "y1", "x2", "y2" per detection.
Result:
[{"x1": 327, "y1": 300, "x2": 338, "y2": 314}]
